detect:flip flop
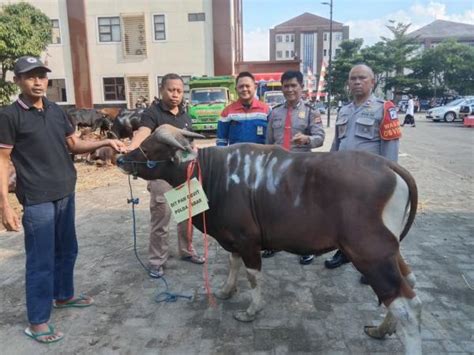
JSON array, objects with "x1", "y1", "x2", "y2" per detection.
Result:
[
  {"x1": 53, "y1": 294, "x2": 94, "y2": 309},
  {"x1": 24, "y1": 324, "x2": 64, "y2": 344},
  {"x1": 181, "y1": 255, "x2": 205, "y2": 264}
]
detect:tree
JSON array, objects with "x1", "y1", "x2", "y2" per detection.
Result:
[
  {"x1": 379, "y1": 21, "x2": 419, "y2": 95},
  {"x1": 410, "y1": 40, "x2": 474, "y2": 97},
  {"x1": 329, "y1": 38, "x2": 363, "y2": 101},
  {"x1": 0, "y1": 2, "x2": 51, "y2": 105}
]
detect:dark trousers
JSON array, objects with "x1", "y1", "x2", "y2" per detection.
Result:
[
  {"x1": 22, "y1": 193, "x2": 78, "y2": 324},
  {"x1": 403, "y1": 114, "x2": 415, "y2": 125}
]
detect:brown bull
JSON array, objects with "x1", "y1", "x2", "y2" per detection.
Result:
[{"x1": 117, "y1": 125, "x2": 422, "y2": 354}]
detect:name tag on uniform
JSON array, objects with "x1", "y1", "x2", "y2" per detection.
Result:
[
  {"x1": 164, "y1": 178, "x2": 209, "y2": 224},
  {"x1": 257, "y1": 125, "x2": 264, "y2": 135},
  {"x1": 298, "y1": 110, "x2": 306, "y2": 119}
]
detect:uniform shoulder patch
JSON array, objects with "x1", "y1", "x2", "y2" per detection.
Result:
[{"x1": 380, "y1": 101, "x2": 401, "y2": 141}]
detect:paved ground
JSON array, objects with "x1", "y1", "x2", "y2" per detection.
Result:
[{"x1": 1, "y1": 113, "x2": 473, "y2": 354}]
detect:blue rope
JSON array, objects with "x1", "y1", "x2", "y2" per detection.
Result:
[{"x1": 127, "y1": 175, "x2": 193, "y2": 303}]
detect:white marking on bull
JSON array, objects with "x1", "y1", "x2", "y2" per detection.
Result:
[
  {"x1": 382, "y1": 173, "x2": 410, "y2": 241},
  {"x1": 294, "y1": 195, "x2": 301, "y2": 207},
  {"x1": 245, "y1": 268, "x2": 263, "y2": 315},
  {"x1": 244, "y1": 154, "x2": 251, "y2": 185},
  {"x1": 265, "y1": 157, "x2": 278, "y2": 194},
  {"x1": 253, "y1": 154, "x2": 265, "y2": 189},
  {"x1": 388, "y1": 296, "x2": 422, "y2": 355},
  {"x1": 274, "y1": 159, "x2": 292, "y2": 187},
  {"x1": 230, "y1": 174, "x2": 240, "y2": 184},
  {"x1": 226, "y1": 149, "x2": 242, "y2": 190},
  {"x1": 406, "y1": 272, "x2": 417, "y2": 288}
]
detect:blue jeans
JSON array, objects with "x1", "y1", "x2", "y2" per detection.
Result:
[{"x1": 22, "y1": 193, "x2": 78, "y2": 325}]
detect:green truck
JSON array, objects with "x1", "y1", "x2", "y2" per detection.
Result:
[{"x1": 188, "y1": 76, "x2": 236, "y2": 132}]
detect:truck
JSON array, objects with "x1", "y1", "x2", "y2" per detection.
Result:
[{"x1": 188, "y1": 76, "x2": 237, "y2": 132}]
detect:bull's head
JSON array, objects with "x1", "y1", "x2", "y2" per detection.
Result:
[{"x1": 117, "y1": 124, "x2": 204, "y2": 180}]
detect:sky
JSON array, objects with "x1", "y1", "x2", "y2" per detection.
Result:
[{"x1": 243, "y1": 0, "x2": 474, "y2": 61}]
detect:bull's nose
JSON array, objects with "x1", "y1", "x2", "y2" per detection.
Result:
[{"x1": 116, "y1": 155, "x2": 125, "y2": 166}]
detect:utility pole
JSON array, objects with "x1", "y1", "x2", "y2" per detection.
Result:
[{"x1": 322, "y1": 0, "x2": 333, "y2": 127}]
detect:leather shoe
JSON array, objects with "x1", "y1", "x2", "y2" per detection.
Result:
[
  {"x1": 299, "y1": 254, "x2": 314, "y2": 265},
  {"x1": 324, "y1": 250, "x2": 349, "y2": 269},
  {"x1": 261, "y1": 250, "x2": 276, "y2": 258}
]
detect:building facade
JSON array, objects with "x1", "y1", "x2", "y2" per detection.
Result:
[
  {"x1": 407, "y1": 20, "x2": 474, "y2": 49},
  {"x1": 269, "y1": 12, "x2": 349, "y2": 79},
  {"x1": 2, "y1": 0, "x2": 242, "y2": 108}
]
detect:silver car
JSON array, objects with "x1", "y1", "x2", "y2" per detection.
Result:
[{"x1": 426, "y1": 97, "x2": 474, "y2": 122}]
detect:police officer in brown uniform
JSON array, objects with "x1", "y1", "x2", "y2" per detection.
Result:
[
  {"x1": 325, "y1": 64, "x2": 401, "y2": 281},
  {"x1": 265, "y1": 70, "x2": 325, "y2": 265}
]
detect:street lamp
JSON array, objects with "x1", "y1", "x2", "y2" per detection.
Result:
[{"x1": 321, "y1": 0, "x2": 333, "y2": 127}]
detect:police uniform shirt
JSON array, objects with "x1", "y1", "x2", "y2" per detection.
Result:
[
  {"x1": 331, "y1": 95, "x2": 399, "y2": 162},
  {"x1": 266, "y1": 99, "x2": 325, "y2": 152}
]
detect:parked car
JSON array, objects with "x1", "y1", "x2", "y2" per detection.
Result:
[
  {"x1": 459, "y1": 104, "x2": 474, "y2": 121},
  {"x1": 426, "y1": 97, "x2": 474, "y2": 122},
  {"x1": 419, "y1": 99, "x2": 431, "y2": 111}
]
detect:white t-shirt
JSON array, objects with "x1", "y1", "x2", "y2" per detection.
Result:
[{"x1": 407, "y1": 98, "x2": 415, "y2": 116}]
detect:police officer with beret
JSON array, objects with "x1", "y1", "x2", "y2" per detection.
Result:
[
  {"x1": 264, "y1": 70, "x2": 325, "y2": 265},
  {"x1": 325, "y1": 64, "x2": 401, "y2": 280}
]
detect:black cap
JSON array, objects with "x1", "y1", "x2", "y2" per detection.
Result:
[{"x1": 14, "y1": 56, "x2": 51, "y2": 76}]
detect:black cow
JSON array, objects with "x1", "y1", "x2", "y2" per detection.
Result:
[
  {"x1": 117, "y1": 125, "x2": 422, "y2": 355},
  {"x1": 66, "y1": 108, "x2": 111, "y2": 133},
  {"x1": 108, "y1": 109, "x2": 143, "y2": 140}
]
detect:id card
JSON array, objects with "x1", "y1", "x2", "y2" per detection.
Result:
[{"x1": 257, "y1": 125, "x2": 264, "y2": 136}]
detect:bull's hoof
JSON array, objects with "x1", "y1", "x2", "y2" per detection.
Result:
[
  {"x1": 364, "y1": 325, "x2": 395, "y2": 339},
  {"x1": 233, "y1": 310, "x2": 256, "y2": 322},
  {"x1": 214, "y1": 288, "x2": 237, "y2": 300}
]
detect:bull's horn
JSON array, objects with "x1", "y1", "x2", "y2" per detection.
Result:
[
  {"x1": 154, "y1": 125, "x2": 186, "y2": 150},
  {"x1": 179, "y1": 129, "x2": 205, "y2": 139}
]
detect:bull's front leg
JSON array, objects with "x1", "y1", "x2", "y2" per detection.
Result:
[
  {"x1": 214, "y1": 253, "x2": 242, "y2": 300},
  {"x1": 233, "y1": 267, "x2": 264, "y2": 322}
]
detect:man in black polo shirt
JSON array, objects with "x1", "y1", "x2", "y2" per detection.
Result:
[
  {"x1": 128, "y1": 73, "x2": 204, "y2": 279},
  {"x1": 0, "y1": 56, "x2": 125, "y2": 343}
]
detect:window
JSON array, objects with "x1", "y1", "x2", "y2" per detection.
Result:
[
  {"x1": 51, "y1": 19, "x2": 61, "y2": 44},
  {"x1": 324, "y1": 49, "x2": 327, "y2": 56},
  {"x1": 285, "y1": 35, "x2": 290, "y2": 42},
  {"x1": 324, "y1": 33, "x2": 328, "y2": 41},
  {"x1": 291, "y1": 50, "x2": 294, "y2": 58},
  {"x1": 103, "y1": 77, "x2": 125, "y2": 101},
  {"x1": 276, "y1": 50, "x2": 282, "y2": 58},
  {"x1": 98, "y1": 17, "x2": 121, "y2": 42},
  {"x1": 291, "y1": 34, "x2": 294, "y2": 42},
  {"x1": 188, "y1": 13, "x2": 205, "y2": 22},
  {"x1": 335, "y1": 33, "x2": 342, "y2": 41},
  {"x1": 285, "y1": 50, "x2": 289, "y2": 58},
  {"x1": 47, "y1": 79, "x2": 66, "y2": 102},
  {"x1": 154, "y1": 15, "x2": 166, "y2": 40},
  {"x1": 276, "y1": 35, "x2": 282, "y2": 43}
]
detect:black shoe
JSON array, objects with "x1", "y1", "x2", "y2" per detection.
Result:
[
  {"x1": 299, "y1": 254, "x2": 314, "y2": 265},
  {"x1": 359, "y1": 275, "x2": 370, "y2": 285},
  {"x1": 324, "y1": 250, "x2": 349, "y2": 269},
  {"x1": 261, "y1": 250, "x2": 276, "y2": 258}
]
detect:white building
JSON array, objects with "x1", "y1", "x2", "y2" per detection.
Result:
[{"x1": 2, "y1": 0, "x2": 242, "y2": 108}]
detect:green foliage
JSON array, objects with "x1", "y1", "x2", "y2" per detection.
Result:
[
  {"x1": 329, "y1": 39, "x2": 363, "y2": 101},
  {"x1": 0, "y1": 2, "x2": 51, "y2": 105},
  {"x1": 412, "y1": 39, "x2": 474, "y2": 96},
  {"x1": 328, "y1": 20, "x2": 473, "y2": 100}
]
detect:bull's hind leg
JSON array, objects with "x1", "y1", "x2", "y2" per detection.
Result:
[
  {"x1": 364, "y1": 253, "x2": 417, "y2": 339},
  {"x1": 354, "y1": 255, "x2": 422, "y2": 355},
  {"x1": 398, "y1": 253, "x2": 416, "y2": 288},
  {"x1": 215, "y1": 253, "x2": 242, "y2": 300}
]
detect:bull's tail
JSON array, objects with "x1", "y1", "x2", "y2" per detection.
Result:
[{"x1": 390, "y1": 162, "x2": 418, "y2": 242}]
